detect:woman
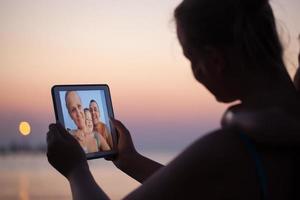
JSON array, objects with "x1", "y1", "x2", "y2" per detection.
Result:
[
  {"x1": 47, "y1": 0, "x2": 299, "y2": 199},
  {"x1": 84, "y1": 108, "x2": 111, "y2": 152}
]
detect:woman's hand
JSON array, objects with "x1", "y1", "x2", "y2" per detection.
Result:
[
  {"x1": 109, "y1": 118, "x2": 163, "y2": 183},
  {"x1": 47, "y1": 123, "x2": 88, "y2": 179},
  {"x1": 109, "y1": 118, "x2": 138, "y2": 169}
]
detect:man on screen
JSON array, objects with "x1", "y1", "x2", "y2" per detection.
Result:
[{"x1": 89, "y1": 99, "x2": 113, "y2": 148}]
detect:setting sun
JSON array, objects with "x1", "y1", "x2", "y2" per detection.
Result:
[{"x1": 19, "y1": 121, "x2": 31, "y2": 136}]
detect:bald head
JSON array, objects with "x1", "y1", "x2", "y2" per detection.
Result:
[{"x1": 65, "y1": 91, "x2": 85, "y2": 130}]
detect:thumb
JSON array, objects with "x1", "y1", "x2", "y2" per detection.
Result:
[
  {"x1": 110, "y1": 118, "x2": 129, "y2": 138},
  {"x1": 55, "y1": 122, "x2": 75, "y2": 140}
]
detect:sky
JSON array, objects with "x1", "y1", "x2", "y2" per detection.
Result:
[{"x1": 0, "y1": 0, "x2": 299, "y2": 152}]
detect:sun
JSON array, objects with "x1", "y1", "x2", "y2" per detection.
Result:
[{"x1": 19, "y1": 121, "x2": 31, "y2": 136}]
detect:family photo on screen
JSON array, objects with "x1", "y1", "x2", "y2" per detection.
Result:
[{"x1": 64, "y1": 91, "x2": 113, "y2": 153}]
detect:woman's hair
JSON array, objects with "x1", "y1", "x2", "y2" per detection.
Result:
[
  {"x1": 174, "y1": 0, "x2": 288, "y2": 78},
  {"x1": 84, "y1": 108, "x2": 90, "y2": 113}
]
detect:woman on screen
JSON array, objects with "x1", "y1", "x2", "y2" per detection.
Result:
[{"x1": 84, "y1": 108, "x2": 111, "y2": 152}]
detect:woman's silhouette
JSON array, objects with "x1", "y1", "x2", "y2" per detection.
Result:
[{"x1": 47, "y1": 0, "x2": 300, "y2": 199}]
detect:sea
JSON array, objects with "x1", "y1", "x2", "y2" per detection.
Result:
[{"x1": 0, "y1": 151, "x2": 177, "y2": 200}]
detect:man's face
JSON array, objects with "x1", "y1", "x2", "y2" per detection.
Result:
[
  {"x1": 66, "y1": 91, "x2": 85, "y2": 130},
  {"x1": 84, "y1": 111, "x2": 93, "y2": 133},
  {"x1": 89, "y1": 102, "x2": 100, "y2": 125}
]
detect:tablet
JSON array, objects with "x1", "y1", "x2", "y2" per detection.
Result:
[{"x1": 52, "y1": 84, "x2": 117, "y2": 160}]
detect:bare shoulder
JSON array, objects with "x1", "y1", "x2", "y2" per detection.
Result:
[{"x1": 125, "y1": 129, "x2": 260, "y2": 200}]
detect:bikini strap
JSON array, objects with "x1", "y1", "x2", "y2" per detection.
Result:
[{"x1": 240, "y1": 132, "x2": 268, "y2": 200}]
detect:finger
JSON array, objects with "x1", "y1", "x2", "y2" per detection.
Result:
[
  {"x1": 55, "y1": 123, "x2": 78, "y2": 143},
  {"x1": 110, "y1": 119, "x2": 126, "y2": 144},
  {"x1": 47, "y1": 131, "x2": 60, "y2": 154},
  {"x1": 55, "y1": 123, "x2": 71, "y2": 138},
  {"x1": 49, "y1": 123, "x2": 63, "y2": 140},
  {"x1": 46, "y1": 131, "x2": 54, "y2": 149},
  {"x1": 56, "y1": 123, "x2": 83, "y2": 148},
  {"x1": 110, "y1": 118, "x2": 129, "y2": 137},
  {"x1": 47, "y1": 126, "x2": 54, "y2": 144},
  {"x1": 47, "y1": 123, "x2": 63, "y2": 146}
]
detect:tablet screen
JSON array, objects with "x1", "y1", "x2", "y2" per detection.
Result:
[{"x1": 52, "y1": 85, "x2": 116, "y2": 159}]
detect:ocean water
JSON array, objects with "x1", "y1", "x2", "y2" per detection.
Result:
[{"x1": 0, "y1": 152, "x2": 177, "y2": 200}]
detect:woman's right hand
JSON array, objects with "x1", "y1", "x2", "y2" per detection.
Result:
[
  {"x1": 47, "y1": 123, "x2": 88, "y2": 179},
  {"x1": 109, "y1": 118, "x2": 163, "y2": 182},
  {"x1": 109, "y1": 118, "x2": 139, "y2": 170}
]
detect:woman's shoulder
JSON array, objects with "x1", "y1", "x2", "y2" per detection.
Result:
[
  {"x1": 188, "y1": 129, "x2": 293, "y2": 199},
  {"x1": 222, "y1": 103, "x2": 300, "y2": 146}
]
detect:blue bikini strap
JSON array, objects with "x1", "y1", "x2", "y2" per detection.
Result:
[{"x1": 240, "y1": 132, "x2": 268, "y2": 200}]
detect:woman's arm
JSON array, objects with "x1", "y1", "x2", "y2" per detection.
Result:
[
  {"x1": 68, "y1": 163, "x2": 109, "y2": 200},
  {"x1": 110, "y1": 119, "x2": 164, "y2": 183},
  {"x1": 115, "y1": 151, "x2": 164, "y2": 184},
  {"x1": 47, "y1": 123, "x2": 109, "y2": 200}
]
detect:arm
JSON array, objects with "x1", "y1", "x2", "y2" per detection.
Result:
[
  {"x1": 68, "y1": 163, "x2": 109, "y2": 200},
  {"x1": 110, "y1": 119, "x2": 164, "y2": 183},
  {"x1": 123, "y1": 129, "x2": 256, "y2": 200},
  {"x1": 116, "y1": 151, "x2": 163, "y2": 184},
  {"x1": 47, "y1": 123, "x2": 109, "y2": 200}
]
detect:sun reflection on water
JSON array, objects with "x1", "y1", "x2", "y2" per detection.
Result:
[{"x1": 19, "y1": 174, "x2": 29, "y2": 200}]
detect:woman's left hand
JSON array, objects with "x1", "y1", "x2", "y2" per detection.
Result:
[{"x1": 47, "y1": 123, "x2": 88, "y2": 179}]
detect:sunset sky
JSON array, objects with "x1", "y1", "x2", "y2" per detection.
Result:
[{"x1": 0, "y1": 0, "x2": 299, "y2": 152}]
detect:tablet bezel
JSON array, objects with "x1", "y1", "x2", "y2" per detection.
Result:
[{"x1": 51, "y1": 84, "x2": 117, "y2": 160}]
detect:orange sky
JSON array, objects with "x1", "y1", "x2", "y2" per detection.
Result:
[{"x1": 0, "y1": 0, "x2": 299, "y2": 149}]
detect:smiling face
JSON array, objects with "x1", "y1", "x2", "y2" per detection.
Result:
[
  {"x1": 84, "y1": 109, "x2": 93, "y2": 133},
  {"x1": 65, "y1": 91, "x2": 86, "y2": 130},
  {"x1": 89, "y1": 101, "x2": 100, "y2": 126}
]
